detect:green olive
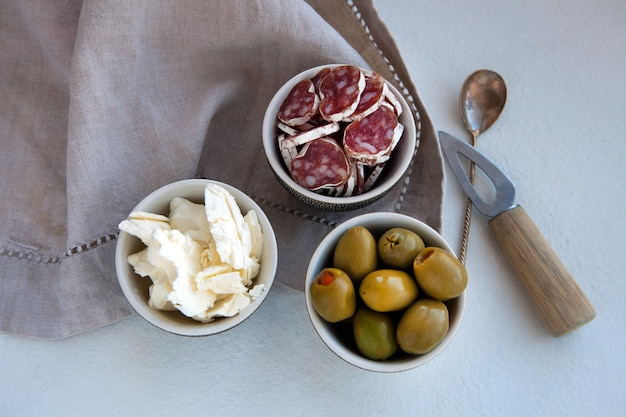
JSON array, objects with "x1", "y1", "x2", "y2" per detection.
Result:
[
  {"x1": 333, "y1": 226, "x2": 378, "y2": 284},
  {"x1": 378, "y1": 227, "x2": 425, "y2": 269},
  {"x1": 359, "y1": 269, "x2": 419, "y2": 312},
  {"x1": 412, "y1": 247, "x2": 467, "y2": 301},
  {"x1": 397, "y1": 299, "x2": 449, "y2": 355},
  {"x1": 353, "y1": 307, "x2": 397, "y2": 360},
  {"x1": 310, "y1": 268, "x2": 356, "y2": 323}
]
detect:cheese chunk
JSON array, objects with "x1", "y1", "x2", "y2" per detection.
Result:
[
  {"x1": 119, "y1": 215, "x2": 170, "y2": 246},
  {"x1": 127, "y1": 248, "x2": 176, "y2": 311},
  {"x1": 169, "y1": 197, "x2": 212, "y2": 245},
  {"x1": 202, "y1": 293, "x2": 251, "y2": 321},
  {"x1": 196, "y1": 270, "x2": 248, "y2": 294},
  {"x1": 244, "y1": 210, "x2": 263, "y2": 261},
  {"x1": 153, "y1": 229, "x2": 208, "y2": 318},
  {"x1": 204, "y1": 184, "x2": 252, "y2": 271}
]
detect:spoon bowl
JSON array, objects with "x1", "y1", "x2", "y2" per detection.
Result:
[
  {"x1": 457, "y1": 69, "x2": 507, "y2": 264},
  {"x1": 459, "y1": 69, "x2": 507, "y2": 142}
]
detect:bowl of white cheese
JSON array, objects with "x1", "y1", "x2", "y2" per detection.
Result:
[{"x1": 115, "y1": 179, "x2": 278, "y2": 336}]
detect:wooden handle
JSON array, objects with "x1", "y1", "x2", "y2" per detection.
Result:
[{"x1": 489, "y1": 205, "x2": 595, "y2": 336}]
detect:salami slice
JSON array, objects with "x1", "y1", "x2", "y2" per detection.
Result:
[
  {"x1": 384, "y1": 83, "x2": 403, "y2": 116},
  {"x1": 362, "y1": 163, "x2": 385, "y2": 193},
  {"x1": 278, "y1": 79, "x2": 319, "y2": 126},
  {"x1": 279, "y1": 122, "x2": 340, "y2": 150},
  {"x1": 338, "y1": 160, "x2": 366, "y2": 196},
  {"x1": 343, "y1": 104, "x2": 402, "y2": 165},
  {"x1": 345, "y1": 71, "x2": 386, "y2": 122},
  {"x1": 277, "y1": 134, "x2": 298, "y2": 167},
  {"x1": 310, "y1": 67, "x2": 331, "y2": 95},
  {"x1": 290, "y1": 138, "x2": 350, "y2": 191},
  {"x1": 277, "y1": 122, "x2": 300, "y2": 136},
  {"x1": 319, "y1": 65, "x2": 365, "y2": 122}
]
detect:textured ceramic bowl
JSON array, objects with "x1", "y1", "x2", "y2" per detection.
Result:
[
  {"x1": 115, "y1": 179, "x2": 278, "y2": 336},
  {"x1": 305, "y1": 212, "x2": 465, "y2": 372},
  {"x1": 262, "y1": 64, "x2": 417, "y2": 211}
]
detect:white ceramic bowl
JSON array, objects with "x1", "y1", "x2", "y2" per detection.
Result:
[
  {"x1": 305, "y1": 212, "x2": 465, "y2": 372},
  {"x1": 115, "y1": 179, "x2": 278, "y2": 336},
  {"x1": 262, "y1": 64, "x2": 418, "y2": 211}
]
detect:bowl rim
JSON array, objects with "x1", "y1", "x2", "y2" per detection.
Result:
[
  {"x1": 262, "y1": 64, "x2": 418, "y2": 208},
  {"x1": 115, "y1": 179, "x2": 278, "y2": 336},
  {"x1": 304, "y1": 212, "x2": 466, "y2": 372}
]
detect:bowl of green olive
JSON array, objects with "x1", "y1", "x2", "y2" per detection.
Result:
[{"x1": 305, "y1": 212, "x2": 466, "y2": 372}]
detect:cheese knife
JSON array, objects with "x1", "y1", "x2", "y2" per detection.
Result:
[{"x1": 439, "y1": 130, "x2": 595, "y2": 336}]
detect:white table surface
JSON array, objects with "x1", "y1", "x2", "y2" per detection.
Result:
[{"x1": 2, "y1": 1, "x2": 624, "y2": 416}]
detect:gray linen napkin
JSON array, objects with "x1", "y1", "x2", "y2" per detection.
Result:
[{"x1": 0, "y1": 0, "x2": 443, "y2": 339}]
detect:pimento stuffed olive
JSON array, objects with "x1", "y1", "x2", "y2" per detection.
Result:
[
  {"x1": 310, "y1": 268, "x2": 356, "y2": 323},
  {"x1": 413, "y1": 247, "x2": 468, "y2": 301}
]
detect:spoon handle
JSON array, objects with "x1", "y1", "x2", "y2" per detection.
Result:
[
  {"x1": 488, "y1": 205, "x2": 596, "y2": 336},
  {"x1": 458, "y1": 135, "x2": 478, "y2": 264}
]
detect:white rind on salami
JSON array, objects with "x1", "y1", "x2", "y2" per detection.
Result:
[
  {"x1": 362, "y1": 163, "x2": 385, "y2": 193},
  {"x1": 278, "y1": 79, "x2": 320, "y2": 127},
  {"x1": 277, "y1": 133, "x2": 298, "y2": 166},
  {"x1": 279, "y1": 122, "x2": 340, "y2": 150},
  {"x1": 319, "y1": 66, "x2": 365, "y2": 122},
  {"x1": 277, "y1": 122, "x2": 299, "y2": 136},
  {"x1": 290, "y1": 138, "x2": 350, "y2": 191},
  {"x1": 278, "y1": 121, "x2": 318, "y2": 136},
  {"x1": 383, "y1": 83, "x2": 403, "y2": 117},
  {"x1": 343, "y1": 160, "x2": 365, "y2": 196},
  {"x1": 390, "y1": 121, "x2": 404, "y2": 152}
]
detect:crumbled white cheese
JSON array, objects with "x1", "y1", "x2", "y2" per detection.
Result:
[
  {"x1": 119, "y1": 184, "x2": 264, "y2": 322},
  {"x1": 204, "y1": 184, "x2": 251, "y2": 271},
  {"x1": 249, "y1": 284, "x2": 265, "y2": 300},
  {"x1": 169, "y1": 197, "x2": 212, "y2": 245},
  {"x1": 118, "y1": 212, "x2": 170, "y2": 246}
]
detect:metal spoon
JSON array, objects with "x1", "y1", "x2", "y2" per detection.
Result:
[{"x1": 457, "y1": 69, "x2": 507, "y2": 263}]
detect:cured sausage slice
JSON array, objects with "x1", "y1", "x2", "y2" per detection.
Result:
[
  {"x1": 343, "y1": 104, "x2": 403, "y2": 165},
  {"x1": 346, "y1": 71, "x2": 386, "y2": 122},
  {"x1": 339, "y1": 160, "x2": 365, "y2": 196},
  {"x1": 384, "y1": 84, "x2": 403, "y2": 116},
  {"x1": 290, "y1": 138, "x2": 350, "y2": 191},
  {"x1": 319, "y1": 65, "x2": 365, "y2": 122},
  {"x1": 277, "y1": 134, "x2": 298, "y2": 167},
  {"x1": 278, "y1": 79, "x2": 320, "y2": 126},
  {"x1": 277, "y1": 122, "x2": 299, "y2": 136},
  {"x1": 310, "y1": 67, "x2": 331, "y2": 95},
  {"x1": 279, "y1": 122, "x2": 340, "y2": 149},
  {"x1": 362, "y1": 163, "x2": 385, "y2": 193}
]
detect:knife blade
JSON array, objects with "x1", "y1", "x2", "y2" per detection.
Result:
[
  {"x1": 439, "y1": 131, "x2": 595, "y2": 336},
  {"x1": 439, "y1": 131, "x2": 515, "y2": 217}
]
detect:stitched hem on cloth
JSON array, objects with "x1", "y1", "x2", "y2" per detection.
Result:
[{"x1": 1, "y1": 230, "x2": 118, "y2": 265}]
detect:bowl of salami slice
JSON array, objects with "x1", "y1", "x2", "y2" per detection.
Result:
[{"x1": 262, "y1": 64, "x2": 417, "y2": 211}]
